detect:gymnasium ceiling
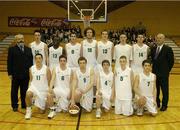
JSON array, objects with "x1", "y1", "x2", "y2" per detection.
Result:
[{"x1": 50, "y1": 0, "x2": 134, "y2": 17}]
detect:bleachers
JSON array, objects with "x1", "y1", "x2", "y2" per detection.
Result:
[{"x1": 0, "y1": 35, "x2": 14, "y2": 71}]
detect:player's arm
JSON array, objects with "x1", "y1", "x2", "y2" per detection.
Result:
[
  {"x1": 129, "y1": 46, "x2": 133, "y2": 67},
  {"x1": 49, "y1": 68, "x2": 56, "y2": 93},
  {"x1": 71, "y1": 71, "x2": 78, "y2": 105},
  {"x1": 80, "y1": 41, "x2": 83, "y2": 57},
  {"x1": 130, "y1": 70, "x2": 134, "y2": 89},
  {"x1": 133, "y1": 75, "x2": 142, "y2": 97},
  {"x1": 64, "y1": 44, "x2": 67, "y2": 56},
  {"x1": 69, "y1": 70, "x2": 74, "y2": 100},
  {"x1": 147, "y1": 46, "x2": 151, "y2": 60},
  {"x1": 113, "y1": 45, "x2": 116, "y2": 64},
  {"x1": 44, "y1": 44, "x2": 49, "y2": 66},
  {"x1": 152, "y1": 75, "x2": 157, "y2": 104},
  {"x1": 111, "y1": 43, "x2": 114, "y2": 61},
  {"x1": 110, "y1": 74, "x2": 115, "y2": 102},
  {"x1": 29, "y1": 68, "x2": 33, "y2": 83},
  {"x1": 46, "y1": 67, "x2": 51, "y2": 86},
  {"x1": 96, "y1": 42, "x2": 98, "y2": 59},
  {"x1": 96, "y1": 72, "x2": 101, "y2": 95},
  {"x1": 83, "y1": 68, "x2": 94, "y2": 94}
]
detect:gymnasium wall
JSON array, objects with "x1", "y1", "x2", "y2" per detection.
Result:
[
  {"x1": 90, "y1": 1, "x2": 180, "y2": 36},
  {"x1": 0, "y1": 1, "x2": 180, "y2": 36},
  {"x1": 0, "y1": 1, "x2": 68, "y2": 34}
]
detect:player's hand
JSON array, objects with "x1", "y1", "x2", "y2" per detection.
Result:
[
  {"x1": 78, "y1": 88, "x2": 85, "y2": 94},
  {"x1": 70, "y1": 100, "x2": 75, "y2": 107},
  {"x1": 48, "y1": 88, "x2": 53, "y2": 94},
  {"x1": 9, "y1": 75, "x2": 12, "y2": 80},
  {"x1": 96, "y1": 91, "x2": 102, "y2": 96},
  {"x1": 110, "y1": 94, "x2": 115, "y2": 103}
]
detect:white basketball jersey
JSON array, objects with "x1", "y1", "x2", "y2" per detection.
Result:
[
  {"x1": 131, "y1": 44, "x2": 149, "y2": 74},
  {"x1": 49, "y1": 46, "x2": 63, "y2": 70},
  {"x1": 99, "y1": 71, "x2": 113, "y2": 95},
  {"x1": 139, "y1": 72, "x2": 155, "y2": 97},
  {"x1": 66, "y1": 43, "x2": 81, "y2": 68},
  {"x1": 31, "y1": 41, "x2": 46, "y2": 64},
  {"x1": 76, "y1": 67, "x2": 93, "y2": 96},
  {"x1": 82, "y1": 39, "x2": 97, "y2": 67},
  {"x1": 115, "y1": 67, "x2": 132, "y2": 100},
  {"x1": 97, "y1": 40, "x2": 113, "y2": 65},
  {"x1": 54, "y1": 66, "x2": 71, "y2": 90},
  {"x1": 30, "y1": 64, "x2": 48, "y2": 91},
  {"x1": 114, "y1": 44, "x2": 132, "y2": 68}
]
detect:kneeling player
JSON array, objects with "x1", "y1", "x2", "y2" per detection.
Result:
[
  {"x1": 134, "y1": 59, "x2": 157, "y2": 116},
  {"x1": 47, "y1": 55, "x2": 73, "y2": 119},
  {"x1": 25, "y1": 54, "x2": 51, "y2": 120},
  {"x1": 71, "y1": 57, "x2": 94, "y2": 112},
  {"x1": 96, "y1": 60, "x2": 115, "y2": 118}
]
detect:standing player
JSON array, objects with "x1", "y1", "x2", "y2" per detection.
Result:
[
  {"x1": 133, "y1": 60, "x2": 157, "y2": 116},
  {"x1": 30, "y1": 30, "x2": 49, "y2": 65},
  {"x1": 81, "y1": 27, "x2": 97, "y2": 69},
  {"x1": 47, "y1": 55, "x2": 73, "y2": 119},
  {"x1": 65, "y1": 33, "x2": 81, "y2": 71},
  {"x1": 71, "y1": 57, "x2": 94, "y2": 112},
  {"x1": 114, "y1": 34, "x2": 132, "y2": 68},
  {"x1": 25, "y1": 54, "x2": 51, "y2": 120},
  {"x1": 49, "y1": 37, "x2": 63, "y2": 72},
  {"x1": 115, "y1": 56, "x2": 134, "y2": 116},
  {"x1": 131, "y1": 34, "x2": 150, "y2": 75},
  {"x1": 96, "y1": 60, "x2": 115, "y2": 118},
  {"x1": 97, "y1": 30, "x2": 114, "y2": 71}
]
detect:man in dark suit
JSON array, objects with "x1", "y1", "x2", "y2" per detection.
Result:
[
  {"x1": 7, "y1": 34, "x2": 33, "y2": 112},
  {"x1": 151, "y1": 33, "x2": 174, "y2": 111}
]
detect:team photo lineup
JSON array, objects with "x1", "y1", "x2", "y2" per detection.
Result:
[{"x1": 7, "y1": 26, "x2": 174, "y2": 120}]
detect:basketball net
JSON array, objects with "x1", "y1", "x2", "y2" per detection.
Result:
[{"x1": 83, "y1": 16, "x2": 91, "y2": 28}]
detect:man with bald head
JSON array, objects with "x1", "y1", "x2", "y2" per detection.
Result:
[
  {"x1": 151, "y1": 33, "x2": 174, "y2": 111},
  {"x1": 7, "y1": 34, "x2": 33, "y2": 112}
]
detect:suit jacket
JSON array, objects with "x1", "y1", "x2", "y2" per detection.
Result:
[
  {"x1": 7, "y1": 44, "x2": 33, "y2": 79},
  {"x1": 151, "y1": 44, "x2": 174, "y2": 77}
]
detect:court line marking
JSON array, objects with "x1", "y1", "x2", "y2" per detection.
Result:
[{"x1": 0, "y1": 120, "x2": 180, "y2": 127}]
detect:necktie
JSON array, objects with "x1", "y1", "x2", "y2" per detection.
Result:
[
  {"x1": 155, "y1": 47, "x2": 160, "y2": 59},
  {"x1": 20, "y1": 46, "x2": 24, "y2": 52}
]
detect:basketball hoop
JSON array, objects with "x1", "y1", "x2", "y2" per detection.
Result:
[{"x1": 83, "y1": 16, "x2": 91, "y2": 28}]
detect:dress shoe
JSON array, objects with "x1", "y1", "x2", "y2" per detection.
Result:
[
  {"x1": 160, "y1": 106, "x2": 167, "y2": 111},
  {"x1": 13, "y1": 108, "x2": 18, "y2": 112}
]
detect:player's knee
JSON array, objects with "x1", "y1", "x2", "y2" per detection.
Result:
[
  {"x1": 26, "y1": 91, "x2": 33, "y2": 98},
  {"x1": 96, "y1": 94, "x2": 101, "y2": 101}
]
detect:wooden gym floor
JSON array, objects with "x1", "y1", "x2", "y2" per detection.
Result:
[{"x1": 0, "y1": 72, "x2": 180, "y2": 130}]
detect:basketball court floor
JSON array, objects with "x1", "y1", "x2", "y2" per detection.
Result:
[{"x1": 0, "y1": 72, "x2": 180, "y2": 130}]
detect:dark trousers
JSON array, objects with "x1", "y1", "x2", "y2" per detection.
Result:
[
  {"x1": 156, "y1": 76, "x2": 169, "y2": 107},
  {"x1": 11, "y1": 77, "x2": 29, "y2": 109}
]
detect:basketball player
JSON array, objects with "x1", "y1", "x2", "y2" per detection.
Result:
[
  {"x1": 81, "y1": 27, "x2": 97, "y2": 108},
  {"x1": 114, "y1": 34, "x2": 132, "y2": 68},
  {"x1": 30, "y1": 30, "x2": 49, "y2": 65},
  {"x1": 115, "y1": 56, "x2": 134, "y2": 116},
  {"x1": 131, "y1": 34, "x2": 150, "y2": 76},
  {"x1": 81, "y1": 27, "x2": 97, "y2": 68},
  {"x1": 25, "y1": 53, "x2": 51, "y2": 120},
  {"x1": 133, "y1": 60, "x2": 157, "y2": 116},
  {"x1": 97, "y1": 30, "x2": 114, "y2": 71},
  {"x1": 96, "y1": 60, "x2": 115, "y2": 118},
  {"x1": 49, "y1": 37, "x2": 63, "y2": 72},
  {"x1": 65, "y1": 33, "x2": 81, "y2": 71},
  {"x1": 71, "y1": 57, "x2": 94, "y2": 112},
  {"x1": 47, "y1": 55, "x2": 73, "y2": 119}
]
